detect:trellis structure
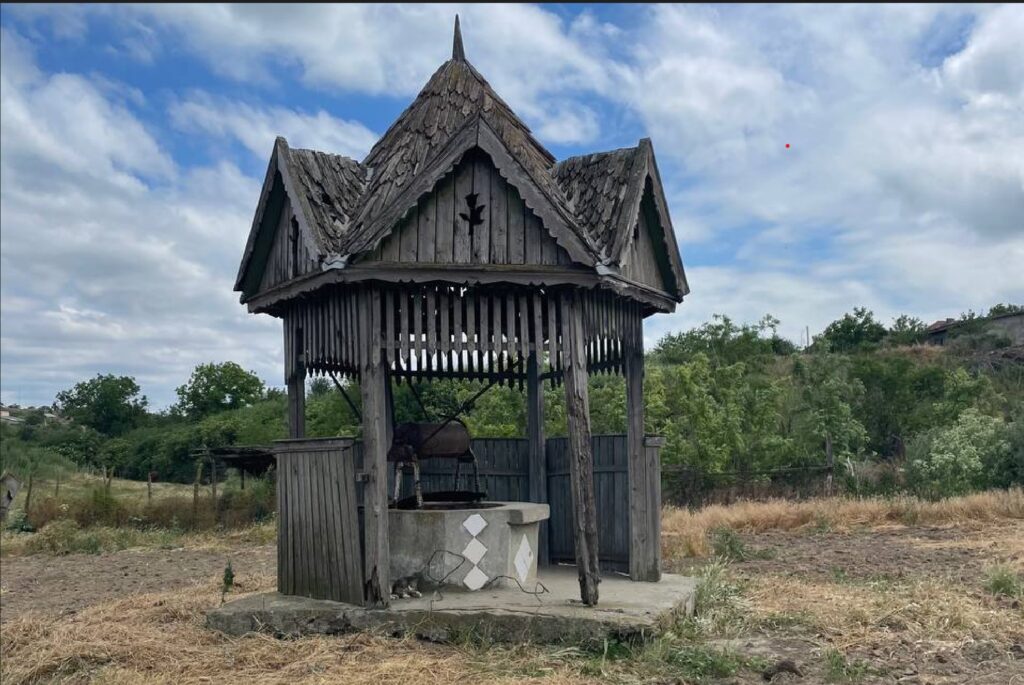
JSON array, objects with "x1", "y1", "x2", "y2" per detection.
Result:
[{"x1": 234, "y1": 17, "x2": 689, "y2": 608}]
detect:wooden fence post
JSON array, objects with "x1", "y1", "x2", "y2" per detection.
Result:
[
  {"x1": 193, "y1": 460, "x2": 204, "y2": 527},
  {"x1": 561, "y1": 290, "x2": 600, "y2": 605}
]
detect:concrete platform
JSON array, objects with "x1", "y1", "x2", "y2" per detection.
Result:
[{"x1": 207, "y1": 567, "x2": 696, "y2": 645}]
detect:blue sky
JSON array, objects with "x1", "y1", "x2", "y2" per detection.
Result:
[{"x1": 1, "y1": 4, "x2": 1022, "y2": 409}]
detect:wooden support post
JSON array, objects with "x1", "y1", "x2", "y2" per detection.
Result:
[
  {"x1": 359, "y1": 286, "x2": 391, "y2": 607},
  {"x1": 526, "y1": 351, "x2": 549, "y2": 566},
  {"x1": 627, "y1": 346, "x2": 661, "y2": 581},
  {"x1": 287, "y1": 375, "x2": 305, "y2": 439},
  {"x1": 561, "y1": 290, "x2": 600, "y2": 605},
  {"x1": 286, "y1": 319, "x2": 306, "y2": 439}
]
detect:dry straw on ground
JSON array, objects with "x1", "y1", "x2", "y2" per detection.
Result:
[
  {"x1": 661, "y1": 488, "x2": 1024, "y2": 557},
  {"x1": 0, "y1": 572, "x2": 597, "y2": 685}
]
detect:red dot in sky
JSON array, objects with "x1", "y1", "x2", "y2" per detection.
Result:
[{"x1": 785, "y1": 143, "x2": 790, "y2": 148}]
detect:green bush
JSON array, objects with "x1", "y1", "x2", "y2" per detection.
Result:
[{"x1": 906, "y1": 410, "x2": 1010, "y2": 499}]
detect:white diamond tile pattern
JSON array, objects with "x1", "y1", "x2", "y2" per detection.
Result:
[
  {"x1": 514, "y1": 534, "x2": 534, "y2": 583},
  {"x1": 463, "y1": 566, "x2": 489, "y2": 591},
  {"x1": 462, "y1": 513, "x2": 488, "y2": 537},
  {"x1": 461, "y1": 513, "x2": 490, "y2": 591},
  {"x1": 462, "y1": 538, "x2": 488, "y2": 565}
]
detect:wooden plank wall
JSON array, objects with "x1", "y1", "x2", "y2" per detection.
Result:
[
  {"x1": 275, "y1": 438, "x2": 363, "y2": 604},
  {"x1": 260, "y1": 195, "x2": 320, "y2": 293},
  {"x1": 283, "y1": 284, "x2": 642, "y2": 389},
  {"x1": 546, "y1": 435, "x2": 631, "y2": 573},
  {"x1": 371, "y1": 153, "x2": 571, "y2": 268},
  {"x1": 618, "y1": 189, "x2": 667, "y2": 294}
]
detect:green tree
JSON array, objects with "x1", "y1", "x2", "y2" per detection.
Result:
[
  {"x1": 905, "y1": 409, "x2": 1009, "y2": 499},
  {"x1": 886, "y1": 314, "x2": 926, "y2": 346},
  {"x1": 54, "y1": 374, "x2": 148, "y2": 437},
  {"x1": 813, "y1": 307, "x2": 887, "y2": 353},
  {"x1": 987, "y1": 303, "x2": 1023, "y2": 317},
  {"x1": 652, "y1": 314, "x2": 790, "y2": 367},
  {"x1": 308, "y1": 377, "x2": 333, "y2": 398},
  {"x1": 173, "y1": 362, "x2": 265, "y2": 419},
  {"x1": 792, "y1": 355, "x2": 868, "y2": 472},
  {"x1": 98, "y1": 438, "x2": 131, "y2": 487}
]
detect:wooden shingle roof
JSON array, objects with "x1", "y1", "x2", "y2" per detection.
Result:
[
  {"x1": 554, "y1": 145, "x2": 646, "y2": 260},
  {"x1": 285, "y1": 147, "x2": 367, "y2": 249},
  {"x1": 236, "y1": 18, "x2": 688, "y2": 304}
]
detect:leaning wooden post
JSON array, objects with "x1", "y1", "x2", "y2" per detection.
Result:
[
  {"x1": 527, "y1": 350, "x2": 549, "y2": 566},
  {"x1": 561, "y1": 289, "x2": 600, "y2": 605},
  {"x1": 626, "y1": 331, "x2": 661, "y2": 581},
  {"x1": 359, "y1": 285, "x2": 391, "y2": 607}
]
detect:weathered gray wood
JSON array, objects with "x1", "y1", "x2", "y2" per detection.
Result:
[
  {"x1": 626, "y1": 346, "x2": 658, "y2": 580},
  {"x1": 426, "y1": 286, "x2": 437, "y2": 357},
  {"x1": 527, "y1": 352, "x2": 549, "y2": 565},
  {"x1": 472, "y1": 156, "x2": 491, "y2": 263},
  {"x1": 525, "y1": 212, "x2": 542, "y2": 265},
  {"x1": 275, "y1": 438, "x2": 362, "y2": 604},
  {"x1": 490, "y1": 166, "x2": 507, "y2": 263},
  {"x1": 508, "y1": 185, "x2": 525, "y2": 264},
  {"x1": 454, "y1": 161, "x2": 472, "y2": 263},
  {"x1": 286, "y1": 321, "x2": 305, "y2": 438},
  {"x1": 415, "y1": 194, "x2": 433, "y2": 263},
  {"x1": 245, "y1": 263, "x2": 681, "y2": 319},
  {"x1": 561, "y1": 290, "x2": 600, "y2": 605},
  {"x1": 384, "y1": 289, "x2": 396, "y2": 365},
  {"x1": 359, "y1": 286, "x2": 390, "y2": 607},
  {"x1": 436, "y1": 174, "x2": 454, "y2": 263},
  {"x1": 413, "y1": 290, "x2": 424, "y2": 369},
  {"x1": 505, "y1": 292, "x2": 516, "y2": 358}
]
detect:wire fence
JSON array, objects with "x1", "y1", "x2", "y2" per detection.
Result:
[{"x1": 661, "y1": 464, "x2": 834, "y2": 508}]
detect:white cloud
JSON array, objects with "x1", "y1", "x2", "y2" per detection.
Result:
[
  {"x1": 0, "y1": 29, "x2": 281, "y2": 408},
  {"x1": 11, "y1": 4, "x2": 613, "y2": 146},
  {"x1": 170, "y1": 93, "x2": 378, "y2": 160},
  {"x1": 2, "y1": 5, "x2": 1023, "y2": 407}
]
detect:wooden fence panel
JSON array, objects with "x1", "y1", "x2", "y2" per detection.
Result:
[
  {"x1": 546, "y1": 434, "x2": 631, "y2": 573},
  {"x1": 274, "y1": 438, "x2": 362, "y2": 604}
]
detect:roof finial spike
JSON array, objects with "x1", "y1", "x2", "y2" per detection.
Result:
[{"x1": 452, "y1": 14, "x2": 466, "y2": 62}]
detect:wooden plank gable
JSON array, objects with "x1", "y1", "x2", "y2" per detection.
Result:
[
  {"x1": 367, "y1": 150, "x2": 571, "y2": 268},
  {"x1": 259, "y1": 193, "x2": 321, "y2": 293},
  {"x1": 621, "y1": 181, "x2": 675, "y2": 295}
]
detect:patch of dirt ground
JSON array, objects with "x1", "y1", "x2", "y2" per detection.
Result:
[
  {"x1": 0, "y1": 545, "x2": 275, "y2": 622},
  {"x1": 673, "y1": 521, "x2": 1024, "y2": 684},
  {"x1": 1, "y1": 520, "x2": 1022, "y2": 683}
]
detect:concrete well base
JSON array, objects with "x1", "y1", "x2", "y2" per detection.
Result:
[{"x1": 206, "y1": 566, "x2": 697, "y2": 645}]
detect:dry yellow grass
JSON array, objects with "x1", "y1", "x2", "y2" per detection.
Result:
[
  {"x1": 0, "y1": 573, "x2": 596, "y2": 685},
  {"x1": 662, "y1": 488, "x2": 1024, "y2": 558},
  {"x1": 746, "y1": 573, "x2": 1024, "y2": 648}
]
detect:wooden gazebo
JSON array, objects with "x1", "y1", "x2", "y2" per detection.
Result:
[{"x1": 234, "y1": 18, "x2": 688, "y2": 608}]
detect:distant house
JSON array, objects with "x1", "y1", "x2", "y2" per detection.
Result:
[{"x1": 926, "y1": 311, "x2": 1024, "y2": 346}]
